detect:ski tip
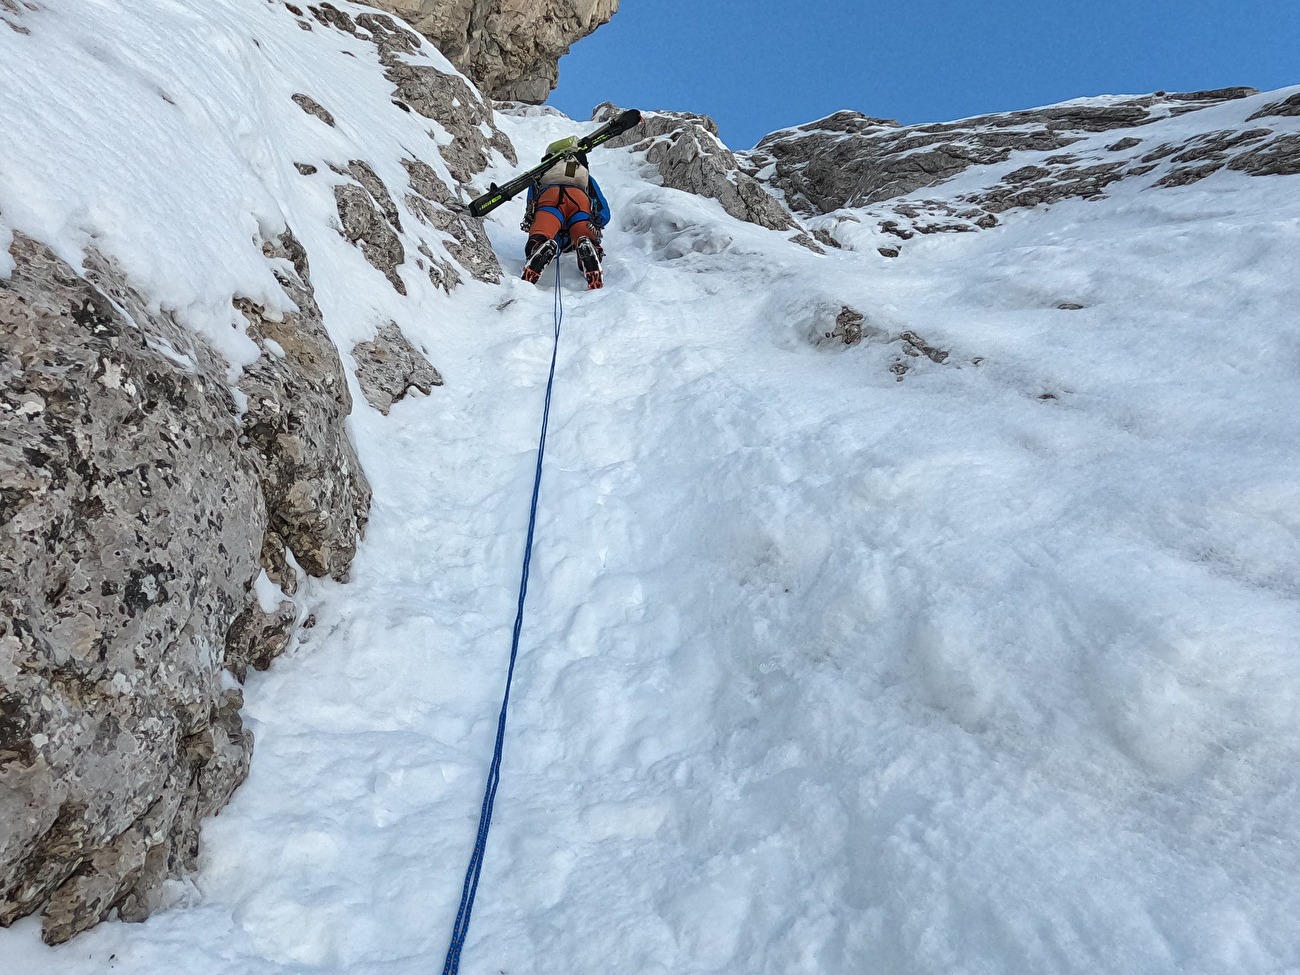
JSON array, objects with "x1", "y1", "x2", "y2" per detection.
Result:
[{"x1": 467, "y1": 188, "x2": 508, "y2": 219}]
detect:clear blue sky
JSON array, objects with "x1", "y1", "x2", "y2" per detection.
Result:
[{"x1": 549, "y1": 0, "x2": 1300, "y2": 149}]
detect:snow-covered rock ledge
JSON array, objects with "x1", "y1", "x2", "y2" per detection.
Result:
[{"x1": 0, "y1": 0, "x2": 514, "y2": 942}]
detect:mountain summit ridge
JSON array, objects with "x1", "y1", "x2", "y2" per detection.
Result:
[{"x1": 745, "y1": 85, "x2": 1300, "y2": 246}]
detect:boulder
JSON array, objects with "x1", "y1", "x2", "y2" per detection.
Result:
[{"x1": 351, "y1": 322, "x2": 444, "y2": 415}]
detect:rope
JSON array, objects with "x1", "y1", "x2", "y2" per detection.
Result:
[{"x1": 440, "y1": 265, "x2": 565, "y2": 975}]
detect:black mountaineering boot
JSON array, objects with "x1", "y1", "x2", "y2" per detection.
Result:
[
  {"x1": 522, "y1": 237, "x2": 558, "y2": 284},
  {"x1": 576, "y1": 237, "x2": 603, "y2": 290}
]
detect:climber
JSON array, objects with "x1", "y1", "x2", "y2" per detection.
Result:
[{"x1": 520, "y1": 136, "x2": 611, "y2": 290}]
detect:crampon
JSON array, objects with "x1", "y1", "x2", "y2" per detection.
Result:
[
  {"x1": 521, "y1": 238, "x2": 558, "y2": 284},
  {"x1": 576, "y1": 238, "x2": 603, "y2": 290}
]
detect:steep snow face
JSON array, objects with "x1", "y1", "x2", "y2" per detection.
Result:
[{"x1": 5, "y1": 4, "x2": 1300, "y2": 972}]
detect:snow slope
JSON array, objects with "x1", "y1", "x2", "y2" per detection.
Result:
[{"x1": 4, "y1": 2, "x2": 1300, "y2": 971}]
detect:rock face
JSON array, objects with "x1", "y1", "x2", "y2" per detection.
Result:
[
  {"x1": 746, "y1": 87, "x2": 1300, "y2": 241},
  {"x1": 334, "y1": 159, "x2": 410, "y2": 296},
  {"x1": 404, "y1": 157, "x2": 502, "y2": 289},
  {"x1": 235, "y1": 230, "x2": 372, "y2": 582},
  {"x1": 346, "y1": 8, "x2": 516, "y2": 179},
  {"x1": 0, "y1": 227, "x2": 371, "y2": 943},
  {"x1": 360, "y1": 0, "x2": 618, "y2": 102},
  {"x1": 1, "y1": 235, "x2": 259, "y2": 943}
]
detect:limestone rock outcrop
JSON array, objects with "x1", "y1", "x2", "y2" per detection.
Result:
[
  {"x1": 0, "y1": 0, "x2": 532, "y2": 945},
  {"x1": 348, "y1": 8, "x2": 517, "y2": 180},
  {"x1": 0, "y1": 225, "x2": 371, "y2": 943},
  {"x1": 1, "y1": 235, "x2": 262, "y2": 943},
  {"x1": 359, "y1": 0, "x2": 618, "y2": 102},
  {"x1": 235, "y1": 230, "x2": 372, "y2": 582},
  {"x1": 403, "y1": 156, "x2": 502, "y2": 288},
  {"x1": 296, "y1": 3, "x2": 508, "y2": 289},
  {"x1": 298, "y1": 4, "x2": 516, "y2": 177},
  {"x1": 334, "y1": 160, "x2": 410, "y2": 296}
]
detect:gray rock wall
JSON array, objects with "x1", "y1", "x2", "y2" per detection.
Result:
[
  {"x1": 294, "y1": 3, "x2": 509, "y2": 289},
  {"x1": 1, "y1": 235, "x2": 261, "y2": 943},
  {"x1": 235, "y1": 230, "x2": 372, "y2": 582},
  {"x1": 0, "y1": 226, "x2": 371, "y2": 944},
  {"x1": 360, "y1": 0, "x2": 618, "y2": 102}
]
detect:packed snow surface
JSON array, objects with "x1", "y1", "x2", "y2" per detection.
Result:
[{"x1": 3, "y1": 1, "x2": 1300, "y2": 972}]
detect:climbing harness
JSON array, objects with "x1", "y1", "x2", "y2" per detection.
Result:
[{"x1": 440, "y1": 270, "x2": 565, "y2": 975}]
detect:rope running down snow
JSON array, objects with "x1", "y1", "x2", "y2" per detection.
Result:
[{"x1": 440, "y1": 267, "x2": 565, "y2": 975}]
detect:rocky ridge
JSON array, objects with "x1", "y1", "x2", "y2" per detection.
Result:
[{"x1": 746, "y1": 87, "x2": 1300, "y2": 249}]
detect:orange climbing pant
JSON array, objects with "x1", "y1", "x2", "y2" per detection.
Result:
[{"x1": 528, "y1": 185, "x2": 600, "y2": 248}]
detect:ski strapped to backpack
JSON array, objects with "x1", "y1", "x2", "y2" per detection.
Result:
[{"x1": 466, "y1": 109, "x2": 642, "y2": 219}]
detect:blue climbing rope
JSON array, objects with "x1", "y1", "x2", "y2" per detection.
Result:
[{"x1": 440, "y1": 267, "x2": 565, "y2": 975}]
